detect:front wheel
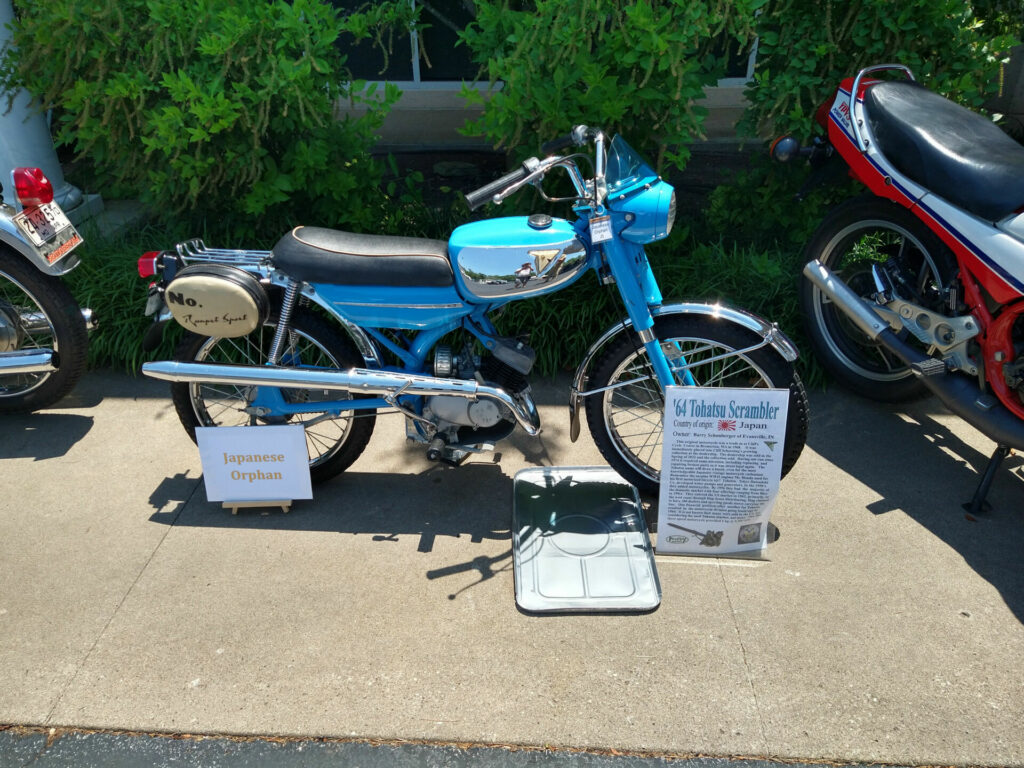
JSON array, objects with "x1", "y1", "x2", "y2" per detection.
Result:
[
  {"x1": 170, "y1": 310, "x2": 375, "y2": 483},
  {"x1": 583, "y1": 315, "x2": 809, "y2": 496},
  {"x1": 0, "y1": 248, "x2": 88, "y2": 413}
]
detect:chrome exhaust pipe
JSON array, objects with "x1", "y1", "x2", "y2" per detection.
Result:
[
  {"x1": 142, "y1": 360, "x2": 541, "y2": 436},
  {"x1": 804, "y1": 259, "x2": 1024, "y2": 451},
  {"x1": 0, "y1": 349, "x2": 56, "y2": 375},
  {"x1": 17, "y1": 308, "x2": 96, "y2": 335}
]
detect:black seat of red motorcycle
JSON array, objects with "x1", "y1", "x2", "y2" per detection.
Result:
[
  {"x1": 865, "y1": 80, "x2": 1024, "y2": 222},
  {"x1": 271, "y1": 226, "x2": 454, "y2": 287}
]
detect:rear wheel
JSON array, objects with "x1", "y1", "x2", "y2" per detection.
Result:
[
  {"x1": 0, "y1": 248, "x2": 88, "y2": 413},
  {"x1": 171, "y1": 310, "x2": 375, "y2": 483},
  {"x1": 800, "y1": 196, "x2": 958, "y2": 401},
  {"x1": 583, "y1": 315, "x2": 809, "y2": 496}
]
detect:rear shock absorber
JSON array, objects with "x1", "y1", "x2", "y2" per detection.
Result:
[{"x1": 267, "y1": 279, "x2": 300, "y2": 364}]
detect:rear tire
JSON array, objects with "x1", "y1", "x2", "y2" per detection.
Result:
[
  {"x1": 0, "y1": 248, "x2": 88, "y2": 413},
  {"x1": 170, "y1": 310, "x2": 375, "y2": 483},
  {"x1": 800, "y1": 196, "x2": 958, "y2": 402},
  {"x1": 583, "y1": 314, "x2": 809, "y2": 496}
]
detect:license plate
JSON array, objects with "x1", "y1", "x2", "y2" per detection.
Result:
[{"x1": 13, "y1": 201, "x2": 83, "y2": 265}]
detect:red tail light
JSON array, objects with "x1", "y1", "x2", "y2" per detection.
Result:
[
  {"x1": 138, "y1": 252, "x2": 162, "y2": 278},
  {"x1": 13, "y1": 167, "x2": 54, "y2": 207}
]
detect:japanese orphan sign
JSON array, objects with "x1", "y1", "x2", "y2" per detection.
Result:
[
  {"x1": 656, "y1": 386, "x2": 789, "y2": 557},
  {"x1": 196, "y1": 425, "x2": 312, "y2": 503}
]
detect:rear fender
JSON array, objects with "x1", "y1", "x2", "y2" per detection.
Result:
[
  {"x1": 0, "y1": 217, "x2": 81, "y2": 276},
  {"x1": 567, "y1": 302, "x2": 799, "y2": 442}
]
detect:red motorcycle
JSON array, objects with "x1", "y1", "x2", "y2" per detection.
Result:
[{"x1": 773, "y1": 64, "x2": 1024, "y2": 513}]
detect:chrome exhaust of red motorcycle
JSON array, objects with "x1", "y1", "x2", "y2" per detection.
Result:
[
  {"x1": 0, "y1": 349, "x2": 57, "y2": 375},
  {"x1": 804, "y1": 259, "x2": 1024, "y2": 451},
  {"x1": 141, "y1": 360, "x2": 542, "y2": 436}
]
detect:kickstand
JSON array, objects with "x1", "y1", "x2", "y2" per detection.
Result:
[{"x1": 963, "y1": 444, "x2": 1010, "y2": 516}]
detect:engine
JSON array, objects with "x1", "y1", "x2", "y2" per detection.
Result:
[{"x1": 421, "y1": 340, "x2": 532, "y2": 434}]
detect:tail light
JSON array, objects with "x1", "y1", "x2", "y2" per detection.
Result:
[
  {"x1": 13, "y1": 167, "x2": 54, "y2": 207},
  {"x1": 138, "y1": 251, "x2": 162, "y2": 278}
]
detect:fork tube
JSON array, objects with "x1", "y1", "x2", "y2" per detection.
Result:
[
  {"x1": 603, "y1": 237, "x2": 680, "y2": 386},
  {"x1": 268, "y1": 280, "x2": 300, "y2": 364}
]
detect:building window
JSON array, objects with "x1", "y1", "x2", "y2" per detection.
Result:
[{"x1": 333, "y1": 1, "x2": 754, "y2": 87}]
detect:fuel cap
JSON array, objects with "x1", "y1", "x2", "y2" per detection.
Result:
[{"x1": 527, "y1": 213, "x2": 553, "y2": 229}]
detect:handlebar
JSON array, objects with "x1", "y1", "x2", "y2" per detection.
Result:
[
  {"x1": 464, "y1": 164, "x2": 533, "y2": 211},
  {"x1": 464, "y1": 125, "x2": 602, "y2": 211}
]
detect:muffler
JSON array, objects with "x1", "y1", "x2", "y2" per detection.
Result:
[
  {"x1": 141, "y1": 360, "x2": 541, "y2": 436},
  {"x1": 804, "y1": 259, "x2": 1024, "y2": 451},
  {"x1": 0, "y1": 349, "x2": 56, "y2": 375}
]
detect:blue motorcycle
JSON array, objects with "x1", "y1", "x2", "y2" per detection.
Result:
[{"x1": 140, "y1": 127, "x2": 808, "y2": 494}]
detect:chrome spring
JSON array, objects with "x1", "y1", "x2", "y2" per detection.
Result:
[{"x1": 267, "y1": 280, "x2": 300, "y2": 365}]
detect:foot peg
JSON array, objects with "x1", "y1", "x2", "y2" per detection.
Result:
[{"x1": 911, "y1": 357, "x2": 946, "y2": 377}]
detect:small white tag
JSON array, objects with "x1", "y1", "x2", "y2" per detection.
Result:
[{"x1": 590, "y1": 215, "x2": 612, "y2": 243}]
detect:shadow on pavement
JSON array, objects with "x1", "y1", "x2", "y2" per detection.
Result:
[
  {"x1": 149, "y1": 460, "x2": 515, "y2": 549},
  {"x1": 807, "y1": 389, "x2": 1024, "y2": 625},
  {"x1": 0, "y1": 412, "x2": 94, "y2": 460}
]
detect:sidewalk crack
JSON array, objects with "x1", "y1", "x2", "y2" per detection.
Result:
[
  {"x1": 718, "y1": 561, "x2": 770, "y2": 752},
  {"x1": 43, "y1": 479, "x2": 203, "y2": 725}
]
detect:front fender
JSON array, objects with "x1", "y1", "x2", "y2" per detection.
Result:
[{"x1": 567, "y1": 302, "x2": 799, "y2": 442}]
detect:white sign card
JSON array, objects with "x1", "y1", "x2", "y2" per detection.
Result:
[
  {"x1": 196, "y1": 425, "x2": 312, "y2": 503},
  {"x1": 656, "y1": 386, "x2": 789, "y2": 558}
]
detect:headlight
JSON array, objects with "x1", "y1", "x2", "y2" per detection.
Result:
[{"x1": 615, "y1": 180, "x2": 678, "y2": 245}]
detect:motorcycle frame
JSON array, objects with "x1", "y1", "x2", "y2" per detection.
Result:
[
  {"x1": 825, "y1": 66, "x2": 1024, "y2": 419},
  {"x1": 235, "y1": 223, "x2": 682, "y2": 421}
]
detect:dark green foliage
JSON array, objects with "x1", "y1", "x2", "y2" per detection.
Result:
[
  {"x1": 706, "y1": 1, "x2": 1022, "y2": 249},
  {"x1": 0, "y1": 0, "x2": 415, "y2": 239},
  {"x1": 742, "y1": 0, "x2": 1020, "y2": 140},
  {"x1": 458, "y1": 0, "x2": 765, "y2": 171}
]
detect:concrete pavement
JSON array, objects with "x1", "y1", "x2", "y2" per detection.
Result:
[{"x1": 1, "y1": 370, "x2": 1022, "y2": 766}]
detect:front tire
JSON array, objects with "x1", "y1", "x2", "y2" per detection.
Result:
[
  {"x1": 583, "y1": 315, "x2": 809, "y2": 496},
  {"x1": 800, "y1": 196, "x2": 958, "y2": 402},
  {"x1": 0, "y1": 248, "x2": 88, "y2": 413},
  {"x1": 170, "y1": 310, "x2": 375, "y2": 483}
]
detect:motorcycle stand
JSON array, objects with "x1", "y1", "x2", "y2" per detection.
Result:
[
  {"x1": 223, "y1": 500, "x2": 292, "y2": 516},
  {"x1": 962, "y1": 444, "x2": 1011, "y2": 516}
]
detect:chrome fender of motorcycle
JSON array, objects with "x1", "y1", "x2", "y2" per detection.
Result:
[
  {"x1": 0, "y1": 212, "x2": 82, "y2": 277},
  {"x1": 567, "y1": 302, "x2": 800, "y2": 442}
]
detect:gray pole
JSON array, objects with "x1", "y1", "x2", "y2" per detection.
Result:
[{"x1": 0, "y1": 0, "x2": 83, "y2": 210}]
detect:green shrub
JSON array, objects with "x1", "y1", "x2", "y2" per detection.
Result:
[
  {"x1": 0, "y1": 0, "x2": 415, "y2": 239},
  {"x1": 742, "y1": 0, "x2": 1020, "y2": 140},
  {"x1": 704, "y1": 1, "x2": 1022, "y2": 247},
  {"x1": 459, "y1": 0, "x2": 765, "y2": 171}
]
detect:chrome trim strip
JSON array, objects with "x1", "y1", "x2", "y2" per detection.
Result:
[
  {"x1": 334, "y1": 302, "x2": 465, "y2": 310},
  {"x1": 141, "y1": 360, "x2": 542, "y2": 436}
]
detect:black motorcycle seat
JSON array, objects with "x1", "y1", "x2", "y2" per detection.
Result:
[
  {"x1": 271, "y1": 226, "x2": 453, "y2": 287},
  {"x1": 865, "y1": 80, "x2": 1024, "y2": 222}
]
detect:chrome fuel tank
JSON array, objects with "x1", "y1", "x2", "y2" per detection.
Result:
[{"x1": 448, "y1": 215, "x2": 589, "y2": 303}]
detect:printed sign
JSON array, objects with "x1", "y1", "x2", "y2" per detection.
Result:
[
  {"x1": 656, "y1": 387, "x2": 789, "y2": 558},
  {"x1": 196, "y1": 425, "x2": 312, "y2": 503}
]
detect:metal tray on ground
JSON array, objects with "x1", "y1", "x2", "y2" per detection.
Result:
[{"x1": 512, "y1": 466, "x2": 661, "y2": 613}]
